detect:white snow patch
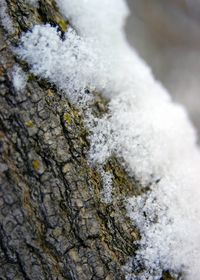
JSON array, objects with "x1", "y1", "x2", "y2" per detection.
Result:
[
  {"x1": 0, "y1": 0, "x2": 14, "y2": 34},
  {"x1": 17, "y1": 25, "x2": 99, "y2": 104},
  {"x1": 12, "y1": 65, "x2": 27, "y2": 92},
  {"x1": 16, "y1": 0, "x2": 200, "y2": 279}
]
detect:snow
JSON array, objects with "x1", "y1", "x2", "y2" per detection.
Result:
[
  {"x1": 16, "y1": 0, "x2": 200, "y2": 279},
  {"x1": 0, "y1": 0, "x2": 14, "y2": 34},
  {"x1": 12, "y1": 65, "x2": 27, "y2": 92},
  {"x1": 16, "y1": 25, "x2": 97, "y2": 104}
]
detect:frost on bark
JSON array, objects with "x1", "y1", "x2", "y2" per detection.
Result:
[{"x1": 0, "y1": 1, "x2": 174, "y2": 279}]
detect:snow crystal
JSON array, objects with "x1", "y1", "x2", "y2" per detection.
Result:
[
  {"x1": 16, "y1": 0, "x2": 200, "y2": 279},
  {"x1": 12, "y1": 65, "x2": 27, "y2": 92}
]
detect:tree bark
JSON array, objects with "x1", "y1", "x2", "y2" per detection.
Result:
[{"x1": 0, "y1": 1, "x2": 174, "y2": 279}]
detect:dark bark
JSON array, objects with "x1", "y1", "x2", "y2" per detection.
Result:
[{"x1": 0, "y1": 1, "x2": 175, "y2": 279}]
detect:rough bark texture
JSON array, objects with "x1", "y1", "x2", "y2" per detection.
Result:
[{"x1": 0, "y1": 1, "x2": 174, "y2": 279}]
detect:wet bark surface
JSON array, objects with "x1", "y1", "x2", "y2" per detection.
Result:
[{"x1": 0, "y1": 1, "x2": 175, "y2": 279}]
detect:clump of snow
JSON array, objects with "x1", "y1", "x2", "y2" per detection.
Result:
[
  {"x1": 11, "y1": 65, "x2": 27, "y2": 92},
  {"x1": 16, "y1": 0, "x2": 200, "y2": 279},
  {"x1": 0, "y1": 0, "x2": 14, "y2": 34},
  {"x1": 17, "y1": 25, "x2": 99, "y2": 104}
]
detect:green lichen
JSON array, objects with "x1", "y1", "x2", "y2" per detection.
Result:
[
  {"x1": 63, "y1": 112, "x2": 72, "y2": 125},
  {"x1": 32, "y1": 159, "x2": 41, "y2": 171},
  {"x1": 25, "y1": 120, "x2": 34, "y2": 128},
  {"x1": 58, "y1": 19, "x2": 68, "y2": 33},
  {"x1": 27, "y1": 73, "x2": 35, "y2": 81}
]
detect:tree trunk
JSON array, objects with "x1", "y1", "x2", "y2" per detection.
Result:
[{"x1": 0, "y1": 1, "x2": 174, "y2": 279}]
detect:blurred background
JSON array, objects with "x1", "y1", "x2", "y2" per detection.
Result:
[{"x1": 125, "y1": 0, "x2": 200, "y2": 135}]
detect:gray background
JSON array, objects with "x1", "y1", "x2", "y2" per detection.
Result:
[{"x1": 125, "y1": 0, "x2": 200, "y2": 135}]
